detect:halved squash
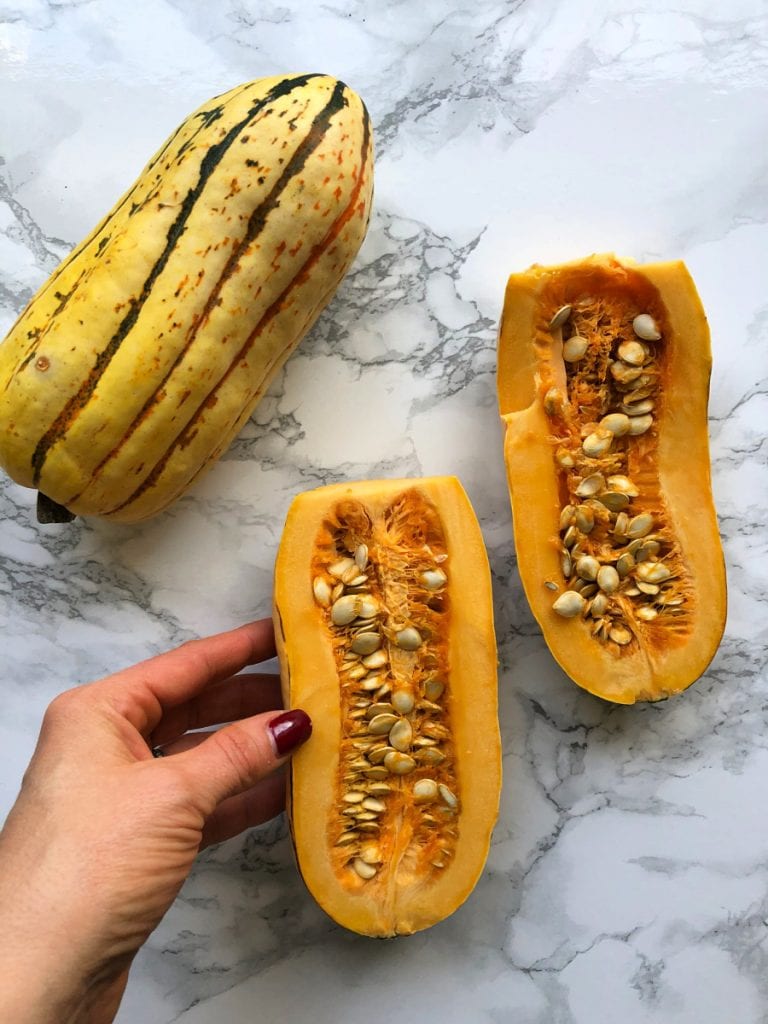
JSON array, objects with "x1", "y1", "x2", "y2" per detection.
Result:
[
  {"x1": 498, "y1": 254, "x2": 726, "y2": 703},
  {"x1": 273, "y1": 476, "x2": 500, "y2": 936}
]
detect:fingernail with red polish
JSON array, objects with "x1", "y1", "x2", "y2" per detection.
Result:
[{"x1": 269, "y1": 709, "x2": 312, "y2": 757}]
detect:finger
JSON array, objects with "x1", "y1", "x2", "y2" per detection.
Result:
[
  {"x1": 170, "y1": 708, "x2": 311, "y2": 811},
  {"x1": 151, "y1": 672, "x2": 283, "y2": 746},
  {"x1": 95, "y1": 619, "x2": 277, "y2": 734},
  {"x1": 200, "y1": 770, "x2": 287, "y2": 848}
]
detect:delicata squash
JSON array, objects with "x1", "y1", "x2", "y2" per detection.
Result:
[
  {"x1": 273, "y1": 477, "x2": 501, "y2": 937},
  {"x1": 498, "y1": 254, "x2": 726, "y2": 704},
  {"x1": 0, "y1": 74, "x2": 373, "y2": 523}
]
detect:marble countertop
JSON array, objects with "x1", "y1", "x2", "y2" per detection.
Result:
[{"x1": 1, "y1": 1, "x2": 767, "y2": 1021}]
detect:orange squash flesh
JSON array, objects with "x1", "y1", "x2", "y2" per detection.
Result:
[
  {"x1": 498, "y1": 254, "x2": 726, "y2": 703},
  {"x1": 273, "y1": 476, "x2": 500, "y2": 936}
]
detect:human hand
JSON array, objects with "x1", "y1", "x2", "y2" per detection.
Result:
[{"x1": 0, "y1": 618, "x2": 311, "y2": 1024}]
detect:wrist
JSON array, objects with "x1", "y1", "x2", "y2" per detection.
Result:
[{"x1": 0, "y1": 931, "x2": 129, "y2": 1024}]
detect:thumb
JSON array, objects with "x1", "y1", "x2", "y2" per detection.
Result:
[{"x1": 172, "y1": 709, "x2": 312, "y2": 810}]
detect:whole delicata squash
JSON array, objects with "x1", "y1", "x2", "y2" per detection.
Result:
[
  {"x1": 497, "y1": 254, "x2": 726, "y2": 704},
  {"x1": 273, "y1": 477, "x2": 501, "y2": 937},
  {"x1": 0, "y1": 74, "x2": 373, "y2": 523}
]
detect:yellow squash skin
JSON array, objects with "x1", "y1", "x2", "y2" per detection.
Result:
[
  {"x1": 498, "y1": 254, "x2": 726, "y2": 704},
  {"x1": 0, "y1": 74, "x2": 373, "y2": 522},
  {"x1": 274, "y1": 477, "x2": 501, "y2": 937}
]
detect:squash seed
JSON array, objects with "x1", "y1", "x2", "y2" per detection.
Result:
[
  {"x1": 636, "y1": 562, "x2": 672, "y2": 584},
  {"x1": 362, "y1": 797, "x2": 386, "y2": 813},
  {"x1": 599, "y1": 412, "x2": 631, "y2": 436},
  {"x1": 367, "y1": 782, "x2": 392, "y2": 795},
  {"x1": 421, "y1": 569, "x2": 447, "y2": 590},
  {"x1": 637, "y1": 606, "x2": 658, "y2": 622},
  {"x1": 365, "y1": 703, "x2": 394, "y2": 719},
  {"x1": 597, "y1": 565, "x2": 620, "y2": 594},
  {"x1": 357, "y1": 596, "x2": 380, "y2": 619},
  {"x1": 632, "y1": 313, "x2": 661, "y2": 341},
  {"x1": 576, "y1": 473, "x2": 606, "y2": 497},
  {"x1": 368, "y1": 745, "x2": 396, "y2": 765},
  {"x1": 342, "y1": 563, "x2": 365, "y2": 584},
  {"x1": 383, "y1": 751, "x2": 416, "y2": 775},
  {"x1": 362, "y1": 650, "x2": 388, "y2": 670},
  {"x1": 424, "y1": 678, "x2": 445, "y2": 702},
  {"x1": 345, "y1": 574, "x2": 369, "y2": 587},
  {"x1": 360, "y1": 674, "x2": 384, "y2": 691},
  {"x1": 635, "y1": 540, "x2": 661, "y2": 561},
  {"x1": 336, "y1": 831, "x2": 358, "y2": 846},
  {"x1": 329, "y1": 557, "x2": 356, "y2": 578},
  {"x1": 589, "y1": 592, "x2": 609, "y2": 617},
  {"x1": 621, "y1": 398, "x2": 654, "y2": 416},
  {"x1": 606, "y1": 474, "x2": 639, "y2": 496},
  {"x1": 391, "y1": 689, "x2": 415, "y2": 715},
  {"x1": 389, "y1": 718, "x2": 413, "y2": 752},
  {"x1": 331, "y1": 594, "x2": 359, "y2": 626},
  {"x1": 556, "y1": 447, "x2": 576, "y2": 468},
  {"x1": 343, "y1": 791, "x2": 366, "y2": 804},
  {"x1": 352, "y1": 857, "x2": 377, "y2": 880},
  {"x1": 359, "y1": 843, "x2": 382, "y2": 864},
  {"x1": 574, "y1": 505, "x2": 595, "y2": 533},
  {"x1": 598, "y1": 491, "x2": 630, "y2": 513},
  {"x1": 627, "y1": 513, "x2": 654, "y2": 539},
  {"x1": 628, "y1": 414, "x2": 653, "y2": 435},
  {"x1": 416, "y1": 748, "x2": 446, "y2": 766},
  {"x1": 617, "y1": 340, "x2": 647, "y2": 366},
  {"x1": 582, "y1": 428, "x2": 613, "y2": 458},
  {"x1": 313, "y1": 577, "x2": 332, "y2": 607},
  {"x1": 610, "y1": 360, "x2": 643, "y2": 385},
  {"x1": 560, "y1": 550, "x2": 572, "y2": 578},
  {"x1": 560, "y1": 504, "x2": 576, "y2": 530},
  {"x1": 438, "y1": 784, "x2": 459, "y2": 810},
  {"x1": 552, "y1": 591, "x2": 586, "y2": 617},
  {"x1": 413, "y1": 779, "x2": 438, "y2": 804},
  {"x1": 351, "y1": 631, "x2": 382, "y2": 656},
  {"x1": 616, "y1": 552, "x2": 635, "y2": 577},
  {"x1": 354, "y1": 544, "x2": 369, "y2": 570},
  {"x1": 609, "y1": 624, "x2": 633, "y2": 645},
  {"x1": 549, "y1": 304, "x2": 572, "y2": 330},
  {"x1": 395, "y1": 626, "x2": 422, "y2": 651},
  {"x1": 545, "y1": 387, "x2": 565, "y2": 416},
  {"x1": 576, "y1": 555, "x2": 600, "y2": 581},
  {"x1": 368, "y1": 713, "x2": 399, "y2": 735},
  {"x1": 614, "y1": 512, "x2": 630, "y2": 538},
  {"x1": 563, "y1": 335, "x2": 588, "y2": 362},
  {"x1": 563, "y1": 525, "x2": 580, "y2": 548}
]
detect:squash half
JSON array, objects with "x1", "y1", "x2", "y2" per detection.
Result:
[
  {"x1": 273, "y1": 476, "x2": 500, "y2": 936},
  {"x1": 498, "y1": 254, "x2": 726, "y2": 703}
]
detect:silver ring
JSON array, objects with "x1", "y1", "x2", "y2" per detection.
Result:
[{"x1": 151, "y1": 746, "x2": 165, "y2": 758}]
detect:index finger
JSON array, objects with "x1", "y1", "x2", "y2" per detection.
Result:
[{"x1": 95, "y1": 619, "x2": 277, "y2": 734}]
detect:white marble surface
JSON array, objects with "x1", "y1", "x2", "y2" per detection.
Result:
[{"x1": 1, "y1": 0, "x2": 767, "y2": 1021}]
